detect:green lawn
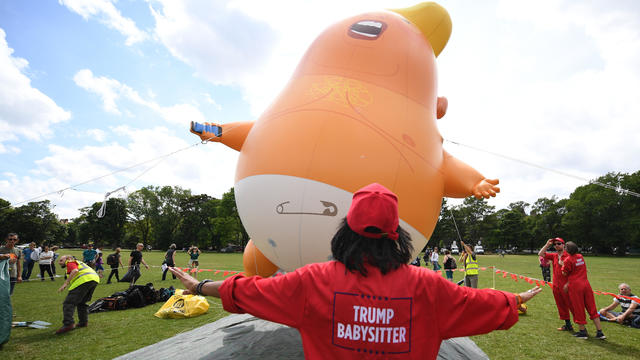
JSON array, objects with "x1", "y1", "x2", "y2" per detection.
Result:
[{"x1": 4, "y1": 251, "x2": 639, "y2": 359}]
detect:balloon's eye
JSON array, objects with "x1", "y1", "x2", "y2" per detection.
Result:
[{"x1": 349, "y1": 20, "x2": 386, "y2": 40}]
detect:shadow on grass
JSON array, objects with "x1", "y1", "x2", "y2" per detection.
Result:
[
  {"x1": 8, "y1": 328, "x2": 58, "y2": 345},
  {"x1": 588, "y1": 335, "x2": 639, "y2": 356}
]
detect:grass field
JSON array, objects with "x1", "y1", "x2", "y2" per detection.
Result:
[{"x1": 3, "y1": 251, "x2": 639, "y2": 359}]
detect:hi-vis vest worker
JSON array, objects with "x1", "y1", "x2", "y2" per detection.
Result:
[
  {"x1": 65, "y1": 259, "x2": 99, "y2": 290},
  {"x1": 465, "y1": 255, "x2": 479, "y2": 276}
]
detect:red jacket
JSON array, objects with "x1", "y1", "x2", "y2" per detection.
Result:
[
  {"x1": 561, "y1": 253, "x2": 589, "y2": 285},
  {"x1": 544, "y1": 252, "x2": 569, "y2": 287},
  {"x1": 220, "y1": 261, "x2": 519, "y2": 359}
]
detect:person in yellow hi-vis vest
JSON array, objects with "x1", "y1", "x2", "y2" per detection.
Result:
[
  {"x1": 459, "y1": 241, "x2": 479, "y2": 288},
  {"x1": 55, "y1": 255, "x2": 100, "y2": 334}
]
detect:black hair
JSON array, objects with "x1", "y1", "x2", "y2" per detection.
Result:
[
  {"x1": 565, "y1": 241, "x2": 579, "y2": 255},
  {"x1": 331, "y1": 218, "x2": 413, "y2": 277}
]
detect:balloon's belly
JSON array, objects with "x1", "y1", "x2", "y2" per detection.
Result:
[{"x1": 235, "y1": 174, "x2": 426, "y2": 271}]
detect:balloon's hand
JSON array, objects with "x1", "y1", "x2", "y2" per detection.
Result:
[
  {"x1": 472, "y1": 179, "x2": 500, "y2": 199},
  {"x1": 191, "y1": 121, "x2": 222, "y2": 142}
]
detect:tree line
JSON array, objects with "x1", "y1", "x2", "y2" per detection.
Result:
[
  {"x1": 430, "y1": 171, "x2": 640, "y2": 255},
  {"x1": 1, "y1": 171, "x2": 638, "y2": 255},
  {"x1": 0, "y1": 185, "x2": 248, "y2": 251}
]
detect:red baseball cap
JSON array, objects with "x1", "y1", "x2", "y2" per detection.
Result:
[
  {"x1": 554, "y1": 237, "x2": 565, "y2": 244},
  {"x1": 346, "y1": 183, "x2": 399, "y2": 241}
]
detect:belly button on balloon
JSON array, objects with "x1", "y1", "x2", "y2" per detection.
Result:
[{"x1": 402, "y1": 134, "x2": 415, "y2": 147}]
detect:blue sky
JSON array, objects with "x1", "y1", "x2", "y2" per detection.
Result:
[{"x1": 1, "y1": 0, "x2": 640, "y2": 219}]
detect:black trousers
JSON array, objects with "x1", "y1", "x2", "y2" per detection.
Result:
[
  {"x1": 162, "y1": 263, "x2": 176, "y2": 280},
  {"x1": 107, "y1": 267, "x2": 119, "y2": 283},
  {"x1": 39, "y1": 264, "x2": 54, "y2": 280},
  {"x1": 62, "y1": 281, "x2": 97, "y2": 326},
  {"x1": 541, "y1": 266, "x2": 551, "y2": 282}
]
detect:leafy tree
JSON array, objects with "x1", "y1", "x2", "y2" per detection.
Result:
[
  {"x1": 0, "y1": 198, "x2": 14, "y2": 239},
  {"x1": 563, "y1": 173, "x2": 629, "y2": 254},
  {"x1": 217, "y1": 188, "x2": 248, "y2": 248},
  {"x1": 455, "y1": 197, "x2": 495, "y2": 246},
  {"x1": 153, "y1": 186, "x2": 192, "y2": 250},
  {"x1": 176, "y1": 194, "x2": 216, "y2": 249},
  {"x1": 430, "y1": 199, "x2": 459, "y2": 249},
  {"x1": 6, "y1": 200, "x2": 63, "y2": 245},
  {"x1": 76, "y1": 198, "x2": 127, "y2": 248},
  {"x1": 127, "y1": 187, "x2": 159, "y2": 248},
  {"x1": 498, "y1": 202, "x2": 529, "y2": 251}
]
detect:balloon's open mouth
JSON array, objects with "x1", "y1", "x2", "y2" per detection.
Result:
[{"x1": 349, "y1": 20, "x2": 386, "y2": 40}]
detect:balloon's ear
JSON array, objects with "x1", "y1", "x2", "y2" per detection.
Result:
[{"x1": 437, "y1": 96, "x2": 448, "y2": 119}]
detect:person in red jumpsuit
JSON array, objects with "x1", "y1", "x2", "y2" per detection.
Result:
[
  {"x1": 170, "y1": 183, "x2": 541, "y2": 359},
  {"x1": 561, "y1": 241, "x2": 605, "y2": 339},
  {"x1": 538, "y1": 237, "x2": 573, "y2": 331}
]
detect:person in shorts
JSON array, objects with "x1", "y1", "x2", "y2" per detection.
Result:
[{"x1": 188, "y1": 245, "x2": 201, "y2": 279}]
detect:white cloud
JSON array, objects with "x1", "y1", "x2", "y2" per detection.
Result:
[
  {"x1": 59, "y1": 0, "x2": 148, "y2": 45},
  {"x1": 149, "y1": 1, "x2": 276, "y2": 85},
  {"x1": 73, "y1": 69, "x2": 124, "y2": 114},
  {"x1": 73, "y1": 68, "x2": 206, "y2": 125},
  {"x1": 0, "y1": 28, "x2": 71, "y2": 153},
  {"x1": 86, "y1": 129, "x2": 107, "y2": 142},
  {"x1": 202, "y1": 92, "x2": 222, "y2": 110},
  {"x1": 0, "y1": 125, "x2": 239, "y2": 218},
  {"x1": 147, "y1": 0, "x2": 424, "y2": 115},
  {"x1": 439, "y1": 0, "x2": 640, "y2": 209}
]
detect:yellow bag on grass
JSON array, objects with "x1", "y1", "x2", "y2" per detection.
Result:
[{"x1": 154, "y1": 292, "x2": 209, "y2": 319}]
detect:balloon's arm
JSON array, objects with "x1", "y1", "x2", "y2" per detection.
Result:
[
  {"x1": 190, "y1": 121, "x2": 254, "y2": 152},
  {"x1": 442, "y1": 150, "x2": 500, "y2": 199}
]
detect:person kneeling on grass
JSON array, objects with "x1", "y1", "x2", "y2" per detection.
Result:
[
  {"x1": 599, "y1": 283, "x2": 640, "y2": 328},
  {"x1": 169, "y1": 183, "x2": 542, "y2": 360},
  {"x1": 55, "y1": 255, "x2": 100, "y2": 334}
]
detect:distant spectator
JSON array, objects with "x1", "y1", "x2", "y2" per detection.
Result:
[
  {"x1": 459, "y1": 241, "x2": 478, "y2": 288},
  {"x1": 106, "y1": 248, "x2": 124, "y2": 284},
  {"x1": 430, "y1": 246, "x2": 440, "y2": 271},
  {"x1": 51, "y1": 246, "x2": 60, "y2": 276},
  {"x1": 539, "y1": 255, "x2": 551, "y2": 282},
  {"x1": 599, "y1": 283, "x2": 640, "y2": 328},
  {"x1": 442, "y1": 249, "x2": 456, "y2": 281},
  {"x1": 82, "y1": 244, "x2": 97, "y2": 269},
  {"x1": 162, "y1": 244, "x2": 177, "y2": 281},
  {"x1": 95, "y1": 252, "x2": 104, "y2": 278},
  {"x1": 422, "y1": 248, "x2": 431, "y2": 266},
  {"x1": 21, "y1": 242, "x2": 36, "y2": 280},
  {"x1": 128, "y1": 243, "x2": 149, "y2": 285},
  {"x1": 38, "y1": 245, "x2": 55, "y2": 281},
  {"x1": 0, "y1": 233, "x2": 22, "y2": 295},
  {"x1": 188, "y1": 246, "x2": 201, "y2": 279}
]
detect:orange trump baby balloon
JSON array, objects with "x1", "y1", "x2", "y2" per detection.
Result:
[{"x1": 192, "y1": 2, "x2": 499, "y2": 276}]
